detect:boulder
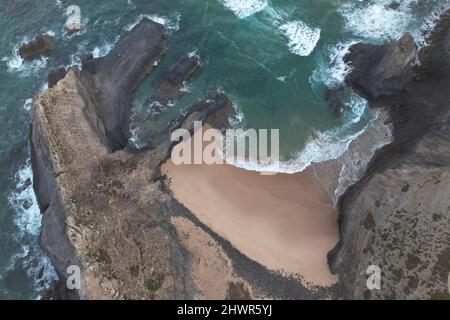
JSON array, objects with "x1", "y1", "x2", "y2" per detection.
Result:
[
  {"x1": 19, "y1": 34, "x2": 55, "y2": 60},
  {"x1": 154, "y1": 55, "x2": 200, "y2": 103}
]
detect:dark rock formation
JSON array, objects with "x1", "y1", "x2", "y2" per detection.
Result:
[
  {"x1": 344, "y1": 33, "x2": 417, "y2": 101},
  {"x1": 136, "y1": 92, "x2": 234, "y2": 151},
  {"x1": 79, "y1": 18, "x2": 167, "y2": 151},
  {"x1": 154, "y1": 55, "x2": 200, "y2": 103},
  {"x1": 48, "y1": 67, "x2": 67, "y2": 88},
  {"x1": 19, "y1": 34, "x2": 55, "y2": 60},
  {"x1": 145, "y1": 55, "x2": 201, "y2": 122},
  {"x1": 330, "y1": 10, "x2": 450, "y2": 299}
]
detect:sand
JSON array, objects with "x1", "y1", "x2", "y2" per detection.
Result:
[
  {"x1": 171, "y1": 216, "x2": 252, "y2": 299},
  {"x1": 162, "y1": 129, "x2": 339, "y2": 287}
]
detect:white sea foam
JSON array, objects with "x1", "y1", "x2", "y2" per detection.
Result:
[
  {"x1": 2, "y1": 29, "x2": 55, "y2": 76},
  {"x1": 9, "y1": 165, "x2": 41, "y2": 238},
  {"x1": 7, "y1": 161, "x2": 58, "y2": 294},
  {"x1": 218, "y1": 0, "x2": 267, "y2": 19},
  {"x1": 228, "y1": 91, "x2": 370, "y2": 175},
  {"x1": 68, "y1": 36, "x2": 119, "y2": 68},
  {"x1": 91, "y1": 38, "x2": 119, "y2": 58},
  {"x1": 124, "y1": 14, "x2": 180, "y2": 32},
  {"x1": 339, "y1": 1, "x2": 412, "y2": 41},
  {"x1": 279, "y1": 20, "x2": 321, "y2": 56},
  {"x1": 2, "y1": 38, "x2": 49, "y2": 77},
  {"x1": 310, "y1": 41, "x2": 357, "y2": 89}
]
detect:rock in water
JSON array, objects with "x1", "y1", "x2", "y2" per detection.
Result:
[
  {"x1": 19, "y1": 34, "x2": 55, "y2": 60},
  {"x1": 154, "y1": 55, "x2": 200, "y2": 103},
  {"x1": 345, "y1": 33, "x2": 417, "y2": 101},
  {"x1": 66, "y1": 5, "x2": 81, "y2": 34}
]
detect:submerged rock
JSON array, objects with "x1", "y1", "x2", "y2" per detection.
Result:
[
  {"x1": 324, "y1": 86, "x2": 348, "y2": 118},
  {"x1": 144, "y1": 55, "x2": 201, "y2": 123},
  {"x1": 19, "y1": 34, "x2": 55, "y2": 60}
]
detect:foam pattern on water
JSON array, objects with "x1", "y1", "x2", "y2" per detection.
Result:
[
  {"x1": 279, "y1": 20, "x2": 321, "y2": 56},
  {"x1": 7, "y1": 161, "x2": 58, "y2": 298},
  {"x1": 218, "y1": 0, "x2": 267, "y2": 18}
]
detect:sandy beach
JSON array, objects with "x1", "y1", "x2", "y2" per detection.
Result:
[{"x1": 162, "y1": 129, "x2": 339, "y2": 287}]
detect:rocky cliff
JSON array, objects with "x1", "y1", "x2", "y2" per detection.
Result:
[
  {"x1": 329, "y1": 11, "x2": 450, "y2": 300},
  {"x1": 31, "y1": 18, "x2": 317, "y2": 300}
]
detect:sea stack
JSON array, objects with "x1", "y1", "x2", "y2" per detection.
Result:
[{"x1": 19, "y1": 34, "x2": 55, "y2": 60}]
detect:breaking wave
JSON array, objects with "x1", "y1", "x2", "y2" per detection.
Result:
[
  {"x1": 7, "y1": 160, "x2": 58, "y2": 298},
  {"x1": 218, "y1": 0, "x2": 267, "y2": 19},
  {"x1": 279, "y1": 20, "x2": 321, "y2": 57}
]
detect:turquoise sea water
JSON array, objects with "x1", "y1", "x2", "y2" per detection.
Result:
[{"x1": 0, "y1": 0, "x2": 447, "y2": 299}]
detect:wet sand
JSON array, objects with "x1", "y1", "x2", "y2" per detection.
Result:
[{"x1": 162, "y1": 130, "x2": 339, "y2": 287}]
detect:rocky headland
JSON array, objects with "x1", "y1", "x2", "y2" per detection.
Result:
[
  {"x1": 30, "y1": 10, "x2": 450, "y2": 300},
  {"x1": 329, "y1": 11, "x2": 450, "y2": 299},
  {"x1": 31, "y1": 18, "x2": 314, "y2": 300}
]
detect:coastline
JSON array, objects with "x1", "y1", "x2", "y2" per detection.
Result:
[{"x1": 25, "y1": 6, "x2": 450, "y2": 300}]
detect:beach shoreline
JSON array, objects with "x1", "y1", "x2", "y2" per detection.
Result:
[{"x1": 162, "y1": 128, "x2": 339, "y2": 287}]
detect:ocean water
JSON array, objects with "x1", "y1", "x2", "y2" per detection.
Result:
[{"x1": 0, "y1": 0, "x2": 447, "y2": 299}]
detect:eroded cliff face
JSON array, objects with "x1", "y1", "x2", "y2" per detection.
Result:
[{"x1": 330, "y1": 11, "x2": 450, "y2": 300}]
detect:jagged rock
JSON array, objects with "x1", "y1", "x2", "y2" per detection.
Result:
[
  {"x1": 143, "y1": 55, "x2": 200, "y2": 123},
  {"x1": 80, "y1": 18, "x2": 167, "y2": 151},
  {"x1": 345, "y1": 33, "x2": 417, "y2": 101},
  {"x1": 19, "y1": 34, "x2": 55, "y2": 60},
  {"x1": 154, "y1": 55, "x2": 200, "y2": 103},
  {"x1": 48, "y1": 67, "x2": 67, "y2": 88}
]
